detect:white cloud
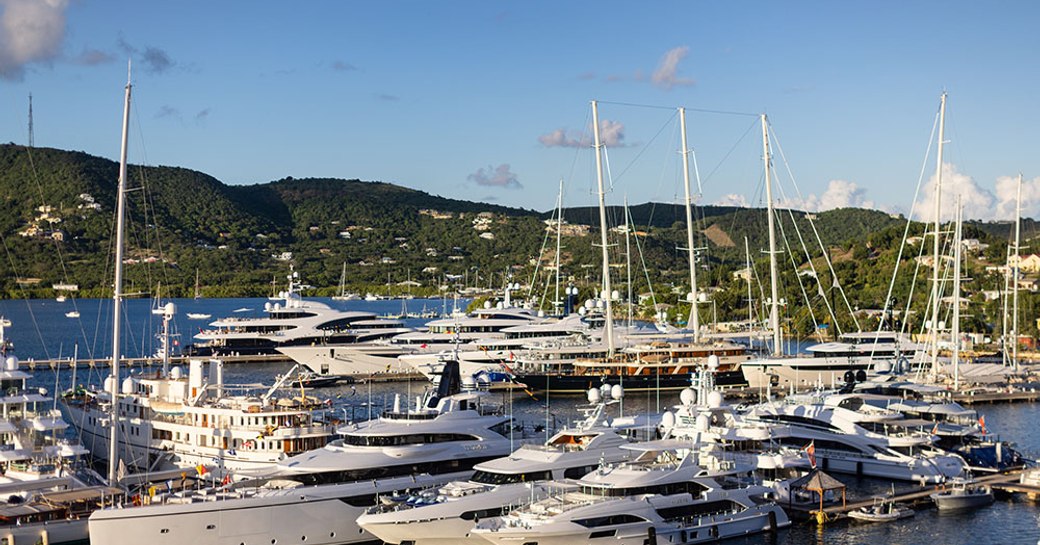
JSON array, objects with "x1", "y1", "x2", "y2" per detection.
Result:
[
  {"x1": 993, "y1": 174, "x2": 1040, "y2": 221},
  {"x1": 468, "y1": 164, "x2": 521, "y2": 189},
  {"x1": 0, "y1": 0, "x2": 68, "y2": 80},
  {"x1": 538, "y1": 120, "x2": 626, "y2": 148},
  {"x1": 915, "y1": 163, "x2": 997, "y2": 222},
  {"x1": 780, "y1": 179, "x2": 877, "y2": 212},
  {"x1": 651, "y1": 46, "x2": 694, "y2": 90},
  {"x1": 715, "y1": 194, "x2": 748, "y2": 207}
]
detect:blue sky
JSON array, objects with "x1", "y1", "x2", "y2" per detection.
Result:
[{"x1": 2, "y1": 1, "x2": 1040, "y2": 220}]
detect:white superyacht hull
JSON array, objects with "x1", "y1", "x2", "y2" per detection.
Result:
[
  {"x1": 277, "y1": 344, "x2": 418, "y2": 376},
  {"x1": 359, "y1": 482, "x2": 562, "y2": 545},
  {"x1": 88, "y1": 472, "x2": 470, "y2": 545},
  {"x1": 477, "y1": 504, "x2": 785, "y2": 545}
]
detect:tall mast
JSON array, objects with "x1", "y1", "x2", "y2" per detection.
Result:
[
  {"x1": 929, "y1": 92, "x2": 947, "y2": 375},
  {"x1": 679, "y1": 108, "x2": 700, "y2": 341},
  {"x1": 952, "y1": 197, "x2": 962, "y2": 390},
  {"x1": 591, "y1": 101, "x2": 615, "y2": 355},
  {"x1": 108, "y1": 63, "x2": 132, "y2": 484},
  {"x1": 1012, "y1": 173, "x2": 1022, "y2": 371},
  {"x1": 554, "y1": 179, "x2": 564, "y2": 314},
  {"x1": 744, "y1": 236, "x2": 754, "y2": 349},
  {"x1": 761, "y1": 114, "x2": 781, "y2": 356}
]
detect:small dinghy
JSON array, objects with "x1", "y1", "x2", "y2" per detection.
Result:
[
  {"x1": 930, "y1": 479, "x2": 994, "y2": 510},
  {"x1": 847, "y1": 500, "x2": 914, "y2": 522}
]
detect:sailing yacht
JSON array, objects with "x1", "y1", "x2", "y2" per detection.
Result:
[
  {"x1": 86, "y1": 360, "x2": 530, "y2": 545},
  {"x1": 331, "y1": 262, "x2": 358, "y2": 301}
]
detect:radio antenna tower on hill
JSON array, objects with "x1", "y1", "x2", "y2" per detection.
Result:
[{"x1": 27, "y1": 94, "x2": 34, "y2": 147}]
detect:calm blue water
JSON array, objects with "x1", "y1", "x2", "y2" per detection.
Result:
[{"x1": 1, "y1": 297, "x2": 1038, "y2": 545}]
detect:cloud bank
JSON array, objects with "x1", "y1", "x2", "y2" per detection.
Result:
[{"x1": 0, "y1": 0, "x2": 68, "y2": 80}]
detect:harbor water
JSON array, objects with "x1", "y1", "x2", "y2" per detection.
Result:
[{"x1": 0, "y1": 297, "x2": 1038, "y2": 545}]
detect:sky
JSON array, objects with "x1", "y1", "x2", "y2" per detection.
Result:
[{"x1": 2, "y1": 0, "x2": 1040, "y2": 222}]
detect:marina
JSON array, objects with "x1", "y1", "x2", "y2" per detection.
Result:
[{"x1": 3, "y1": 6, "x2": 1040, "y2": 544}]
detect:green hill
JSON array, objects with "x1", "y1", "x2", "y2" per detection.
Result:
[{"x1": 0, "y1": 143, "x2": 1035, "y2": 337}]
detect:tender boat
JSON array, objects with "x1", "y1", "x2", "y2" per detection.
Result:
[
  {"x1": 930, "y1": 479, "x2": 994, "y2": 510},
  {"x1": 186, "y1": 313, "x2": 211, "y2": 320},
  {"x1": 847, "y1": 500, "x2": 914, "y2": 522}
]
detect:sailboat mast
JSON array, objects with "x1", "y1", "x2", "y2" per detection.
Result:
[
  {"x1": 952, "y1": 197, "x2": 962, "y2": 390},
  {"x1": 591, "y1": 101, "x2": 615, "y2": 355},
  {"x1": 680, "y1": 108, "x2": 700, "y2": 341},
  {"x1": 745, "y1": 236, "x2": 754, "y2": 349},
  {"x1": 929, "y1": 92, "x2": 947, "y2": 374},
  {"x1": 554, "y1": 179, "x2": 564, "y2": 314},
  {"x1": 761, "y1": 114, "x2": 781, "y2": 356},
  {"x1": 108, "y1": 65, "x2": 132, "y2": 484},
  {"x1": 1013, "y1": 173, "x2": 1022, "y2": 371}
]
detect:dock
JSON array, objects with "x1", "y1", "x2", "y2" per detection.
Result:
[
  {"x1": 20, "y1": 353, "x2": 292, "y2": 370},
  {"x1": 788, "y1": 470, "x2": 1028, "y2": 522}
]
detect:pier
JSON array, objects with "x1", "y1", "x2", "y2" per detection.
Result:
[{"x1": 787, "y1": 470, "x2": 1031, "y2": 523}]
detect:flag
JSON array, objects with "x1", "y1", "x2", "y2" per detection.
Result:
[
  {"x1": 509, "y1": 351, "x2": 516, "y2": 361},
  {"x1": 978, "y1": 415, "x2": 987, "y2": 435},
  {"x1": 196, "y1": 464, "x2": 208, "y2": 476},
  {"x1": 420, "y1": 343, "x2": 428, "y2": 349},
  {"x1": 803, "y1": 441, "x2": 817, "y2": 469},
  {"x1": 221, "y1": 474, "x2": 232, "y2": 486},
  {"x1": 931, "y1": 422, "x2": 940, "y2": 435}
]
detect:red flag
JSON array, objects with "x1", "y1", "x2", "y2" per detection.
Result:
[
  {"x1": 803, "y1": 441, "x2": 817, "y2": 469},
  {"x1": 221, "y1": 473, "x2": 231, "y2": 486},
  {"x1": 978, "y1": 415, "x2": 987, "y2": 435},
  {"x1": 931, "y1": 422, "x2": 940, "y2": 435}
]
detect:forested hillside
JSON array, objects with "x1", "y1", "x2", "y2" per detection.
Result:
[{"x1": 2, "y1": 143, "x2": 1037, "y2": 337}]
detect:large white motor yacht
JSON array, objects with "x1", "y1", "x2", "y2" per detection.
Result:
[
  {"x1": 86, "y1": 360, "x2": 529, "y2": 545},
  {"x1": 472, "y1": 440, "x2": 789, "y2": 545},
  {"x1": 188, "y1": 268, "x2": 412, "y2": 359},
  {"x1": 743, "y1": 395, "x2": 965, "y2": 483},
  {"x1": 356, "y1": 383, "x2": 645, "y2": 545},
  {"x1": 62, "y1": 359, "x2": 338, "y2": 473},
  {"x1": 0, "y1": 318, "x2": 118, "y2": 545}
]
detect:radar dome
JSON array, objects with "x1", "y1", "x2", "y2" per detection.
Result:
[
  {"x1": 600, "y1": 383, "x2": 613, "y2": 399},
  {"x1": 707, "y1": 391, "x2": 723, "y2": 409},
  {"x1": 587, "y1": 388, "x2": 601, "y2": 403},
  {"x1": 4, "y1": 356, "x2": 16, "y2": 370},
  {"x1": 169, "y1": 366, "x2": 183, "y2": 380},
  {"x1": 484, "y1": 301, "x2": 492, "y2": 309},
  {"x1": 660, "y1": 411, "x2": 676, "y2": 428},
  {"x1": 461, "y1": 375, "x2": 477, "y2": 388},
  {"x1": 264, "y1": 302, "x2": 272, "y2": 312},
  {"x1": 121, "y1": 377, "x2": 135, "y2": 395},
  {"x1": 103, "y1": 375, "x2": 116, "y2": 393},
  {"x1": 707, "y1": 355, "x2": 720, "y2": 371},
  {"x1": 695, "y1": 414, "x2": 710, "y2": 431},
  {"x1": 679, "y1": 388, "x2": 697, "y2": 406},
  {"x1": 610, "y1": 385, "x2": 624, "y2": 400}
]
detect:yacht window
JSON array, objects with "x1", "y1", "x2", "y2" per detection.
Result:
[
  {"x1": 470, "y1": 470, "x2": 551, "y2": 485},
  {"x1": 338, "y1": 495, "x2": 377, "y2": 507},
  {"x1": 562, "y1": 465, "x2": 598, "y2": 480},
  {"x1": 573, "y1": 514, "x2": 647, "y2": 527},
  {"x1": 460, "y1": 506, "x2": 506, "y2": 520},
  {"x1": 656, "y1": 500, "x2": 742, "y2": 521}
]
